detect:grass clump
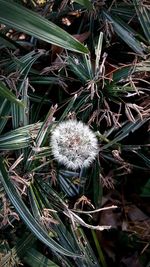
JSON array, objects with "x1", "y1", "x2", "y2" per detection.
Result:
[{"x1": 0, "y1": 0, "x2": 150, "y2": 267}]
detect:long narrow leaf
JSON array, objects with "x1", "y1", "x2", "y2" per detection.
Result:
[
  {"x1": 0, "y1": 81, "x2": 24, "y2": 107},
  {"x1": 103, "y1": 11, "x2": 145, "y2": 56},
  {"x1": 23, "y1": 248, "x2": 61, "y2": 267},
  {"x1": 0, "y1": 99, "x2": 11, "y2": 134},
  {"x1": 73, "y1": 0, "x2": 93, "y2": 10},
  {"x1": 101, "y1": 118, "x2": 149, "y2": 149},
  {"x1": 0, "y1": 123, "x2": 42, "y2": 150},
  {"x1": 0, "y1": 0, "x2": 88, "y2": 54},
  {"x1": 0, "y1": 158, "x2": 81, "y2": 257},
  {"x1": 59, "y1": 94, "x2": 77, "y2": 122},
  {"x1": 133, "y1": 0, "x2": 150, "y2": 44},
  {"x1": 0, "y1": 233, "x2": 36, "y2": 267}
]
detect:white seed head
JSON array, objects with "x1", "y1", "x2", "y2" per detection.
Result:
[{"x1": 50, "y1": 120, "x2": 99, "y2": 170}]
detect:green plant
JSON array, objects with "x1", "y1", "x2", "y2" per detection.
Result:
[{"x1": 0, "y1": 0, "x2": 150, "y2": 266}]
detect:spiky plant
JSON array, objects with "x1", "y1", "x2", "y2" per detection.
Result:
[{"x1": 0, "y1": 1, "x2": 150, "y2": 267}]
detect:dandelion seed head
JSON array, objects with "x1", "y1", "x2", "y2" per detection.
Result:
[{"x1": 50, "y1": 120, "x2": 98, "y2": 170}]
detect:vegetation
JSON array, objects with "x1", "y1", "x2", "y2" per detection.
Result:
[{"x1": 0, "y1": 0, "x2": 149, "y2": 266}]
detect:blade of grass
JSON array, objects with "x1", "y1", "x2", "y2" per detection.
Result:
[
  {"x1": 73, "y1": 0, "x2": 93, "y2": 10},
  {"x1": 10, "y1": 51, "x2": 43, "y2": 130},
  {"x1": 101, "y1": 118, "x2": 149, "y2": 149},
  {"x1": 133, "y1": 0, "x2": 150, "y2": 44},
  {"x1": 59, "y1": 94, "x2": 77, "y2": 122},
  {"x1": 0, "y1": 123, "x2": 42, "y2": 150},
  {"x1": 11, "y1": 79, "x2": 29, "y2": 130},
  {"x1": 0, "y1": 233, "x2": 36, "y2": 267},
  {"x1": 95, "y1": 32, "x2": 103, "y2": 76},
  {"x1": 71, "y1": 226, "x2": 101, "y2": 267},
  {"x1": 111, "y1": 4, "x2": 135, "y2": 21},
  {"x1": 58, "y1": 170, "x2": 79, "y2": 197},
  {"x1": 0, "y1": 0, "x2": 88, "y2": 54},
  {"x1": 25, "y1": 105, "x2": 57, "y2": 171},
  {"x1": 83, "y1": 54, "x2": 94, "y2": 80},
  {"x1": 23, "y1": 248, "x2": 61, "y2": 267},
  {"x1": 140, "y1": 179, "x2": 150, "y2": 197},
  {"x1": 91, "y1": 229, "x2": 107, "y2": 267},
  {"x1": 103, "y1": 11, "x2": 146, "y2": 56},
  {"x1": 31, "y1": 181, "x2": 82, "y2": 257},
  {"x1": 112, "y1": 59, "x2": 150, "y2": 83},
  {"x1": 0, "y1": 158, "x2": 81, "y2": 257},
  {"x1": 0, "y1": 81, "x2": 24, "y2": 107},
  {"x1": 92, "y1": 160, "x2": 103, "y2": 207},
  {"x1": 0, "y1": 99, "x2": 11, "y2": 134},
  {"x1": 7, "y1": 49, "x2": 45, "y2": 74},
  {"x1": 67, "y1": 56, "x2": 91, "y2": 82}
]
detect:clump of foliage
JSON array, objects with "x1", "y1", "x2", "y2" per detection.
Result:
[{"x1": 0, "y1": 0, "x2": 150, "y2": 267}]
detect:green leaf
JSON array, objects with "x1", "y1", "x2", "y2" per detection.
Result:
[
  {"x1": 0, "y1": 233, "x2": 36, "y2": 267},
  {"x1": 111, "y1": 5, "x2": 135, "y2": 21},
  {"x1": 0, "y1": 98, "x2": 11, "y2": 134},
  {"x1": 31, "y1": 181, "x2": 81, "y2": 260},
  {"x1": 103, "y1": 11, "x2": 146, "y2": 56},
  {"x1": 92, "y1": 230, "x2": 106, "y2": 267},
  {"x1": 59, "y1": 94, "x2": 77, "y2": 122},
  {"x1": 0, "y1": 123, "x2": 42, "y2": 150},
  {"x1": 95, "y1": 32, "x2": 103, "y2": 76},
  {"x1": 0, "y1": 81, "x2": 24, "y2": 107},
  {"x1": 70, "y1": 227, "x2": 100, "y2": 266},
  {"x1": 0, "y1": 0, "x2": 88, "y2": 54},
  {"x1": 112, "y1": 59, "x2": 150, "y2": 83},
  {"x1": 101, "y1": 118, "x2": 149, "y2": 149},
  {"x1": 23, "y1": 248, "x2": 61, "y2": 267},
  {"x1": 0, "y1": 158, "x2": 81, "y2": 257},
  {"x1": 92, "y1": 161, "x2": 102, "y2": 207},
  {"x1": 25, "y1": 105, "x2": 57, "y2": 171},
  {"x1": 7, "y1": 49, "x2": 45, "y2": 74},
  {"x1": 68, "y1": 54, "x2": 94, "y2": 84},
  {"x1": 30, "y1": 76, "x2": 62, "y2": 85},
  {"x1": 112, "y1": 66, "x2": 134, "y2": 82},
  {"x1": 133, "y1": 0, "x2": 150, "y2": 44},
  {"x1": 73, "y1": 0, "x2": 93, "y2": 10},
  {"x1": 58, "y1": 169, "x2": 79, "y2": 197},
  {"x1": 140, "y1": 179, "x2": 150, "y2": 197},
  {"x1": 10, "y1": 50, "x2": 43, "y2": 130}
]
